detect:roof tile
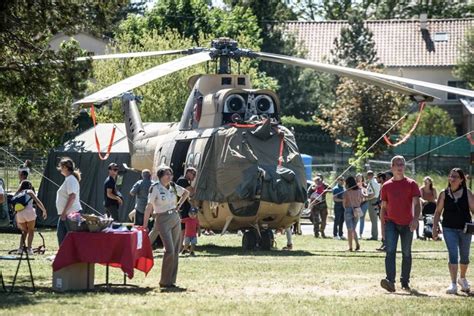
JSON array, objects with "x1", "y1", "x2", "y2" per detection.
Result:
[{"x1": 285, "y1": 19, "x2": 474, "y2": 67}]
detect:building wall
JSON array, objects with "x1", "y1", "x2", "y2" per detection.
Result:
[
  {"x1": 49, "y1": 32, "x2": 109, "y2": 56},
  {"x1": 386, "y1": 66, "x2": 465, "y2": 133}
]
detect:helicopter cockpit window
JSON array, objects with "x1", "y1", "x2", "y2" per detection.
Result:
[
  {"x1": 221, "y1": 77, "x2": 232, "y2": 85},
  {"x1": 194, "y1": 153, "x2": 201, "y2": 168}
]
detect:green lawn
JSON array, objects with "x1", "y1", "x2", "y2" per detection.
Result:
[{"x1": 0, "y1": 229, "x2": 472, "y2": 315}]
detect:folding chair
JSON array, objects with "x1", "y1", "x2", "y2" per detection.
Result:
[{"x1": 0, "y1": 247, "x2": 35, "y2": 293}]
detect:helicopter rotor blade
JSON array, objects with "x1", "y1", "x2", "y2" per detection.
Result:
[
  {"x1": 75, "y1": 50, "x2": 188, "y2": 61},
  {"x1": 74, "y1": 51, "x2": 212, "y2": 106},
  {"x1": 254, "y1": 52, "x2": 474, "y2": 101}
]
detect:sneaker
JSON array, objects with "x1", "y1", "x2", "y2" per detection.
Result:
[
  {"x1": 15, "y1": 248, "x2": 23, "y2": 255},
  {"x1": 446, "y1": 283, "x2": 457, "y2": 294},
  {"x1": 339, "y1": 236, "x2": 346, "y2": 240},
  {"x1": 376, "y1": 245, "x2": 386, "y2": 252},
  {"x1": 458, "y1": 278, "x2": 471, "y2": 293},
  {"x1": 282, "y1": 244, "x2": 293, "y2": 250},
  {"x1": 333, "y1": 236, "x2": 340, "y2": 240},
  {"x1": 380, "y1": 278, "x2": 396, "y2": 293},
  {"x1": 401, "y1": 284, "x2": 411, "y2": 292},
  {"x1": 27, "y1": 248, "x2": 34, "y2": 256},
  {"x1": 190, "y1": 251, "x2": 196, "y2": 257}
]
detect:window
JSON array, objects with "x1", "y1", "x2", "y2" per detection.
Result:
[
  {"x1": 194, "y1": 153, "x2": 201, "y2": 167},
  {"x1": 447, "y1": 81, "x2": 467, "y2": 100},
  {"x1": 159, "y1": 156, "x2": 166, "y2": 165},
  {"x1": 433, "y1": 32, "x2": 449, "y2": 42},
  {"x1": 186, "y1": 153, "x2": 194, "y2": 167}
]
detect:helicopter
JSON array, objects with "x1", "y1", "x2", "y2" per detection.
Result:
[{"x1": 74, "y1": 38, "x2": 474, "y2": 250}]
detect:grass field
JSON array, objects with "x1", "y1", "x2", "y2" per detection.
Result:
[{"x1": 0, "y1": 228, "x2": 472, "y2": 315}]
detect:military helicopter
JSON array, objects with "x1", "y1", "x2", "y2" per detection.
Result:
[{"x1": 74, "y1": 38, "x2": 474, "y2": 250}]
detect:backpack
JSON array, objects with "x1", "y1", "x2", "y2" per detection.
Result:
[{"x1": 11, "y1": 190, "x2": 32, "y2": 212}]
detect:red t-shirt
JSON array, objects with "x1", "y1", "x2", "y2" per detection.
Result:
[
  {"x1": 182, "y1": 217, "x2": 199, "y2": 237},
  {"x1": 381, "y1": 177, "x2": 420, "y2": 225}
]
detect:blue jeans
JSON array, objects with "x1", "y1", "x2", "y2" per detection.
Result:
[
  {"x1": 57, "y1": 217, "x2": 69, "y2": 246},
  {"x1": 385, "y1": 221, "x2": 413, "y2": 285},
  {"x1": 443, "y1": 227, "x2": 471, "y2": 264},
  {"x1": 358, "y1": 201, "x2": 369, "y2": 236},
  {"x1": 333, "y1": 202, "x2": 345, "y2": 237}
]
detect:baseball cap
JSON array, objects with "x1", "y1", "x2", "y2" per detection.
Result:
[{"x1": 108, "y1": 162, "x2": 119, "y2": 170}]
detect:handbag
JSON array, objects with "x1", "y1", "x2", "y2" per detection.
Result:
[
  {"x1": 463, "y1": 222, "x2": 474, "y2": 234},
  {"x1": 353, "y1": 207, "x2": 363, "y2": 218}
]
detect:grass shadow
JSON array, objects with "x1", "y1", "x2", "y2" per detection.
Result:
[
  {"x1": 194, "y1": 244, "x2": 315, "y2": 257},
  {"x1": 0, "y1": 284, "x2": 156, "y2": 308},
  {"x1": 391, "y1": 288, "x2": 433, "y2": 297}
]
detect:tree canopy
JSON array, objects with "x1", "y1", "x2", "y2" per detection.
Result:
[
  {"x1": 400, "y1": 106, "x2": 456, "y2": 137},
  {"x1": 454, "y1": 27, "x2": 474, "y2": 89},
  {"x1": 318, "y1": 12, "x2": 410, "y2": 155},
  {"x1": 0, "y1": 1, "x2": 129, "y2": 152},
  {"x1": 90, "y1": 1, "x2": 278, "y2": 123}
]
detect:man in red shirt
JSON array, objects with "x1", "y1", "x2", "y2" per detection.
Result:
[{"x1": 380, "y1": 155, "x2": 421, "y2": 292}]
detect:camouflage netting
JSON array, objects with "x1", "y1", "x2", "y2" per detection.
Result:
[{"x1": 195, "y1": 120, "x2": 307, "y2": 204}]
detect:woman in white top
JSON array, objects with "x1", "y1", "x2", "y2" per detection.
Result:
[
  {"x1": 56, "y1": 157, "x2": 81, "y2": 246},
  {"x1": 15, "y1": 180, "x2": 47, "y2": 255},
  {"x1": 144, "y1": 165, "x2": 189, "y2": 289}
]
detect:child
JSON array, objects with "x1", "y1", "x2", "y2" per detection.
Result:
[
  {"x1": 181, "y1": 208, "x2": 200, "y2": 256},
  {"x1": 14, "y1": 180, "x2": 47, "y2": 255}
]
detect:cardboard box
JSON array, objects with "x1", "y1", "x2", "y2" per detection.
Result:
[{"x1": 53, "y1": 263, "x2": 95, "y2": 292}]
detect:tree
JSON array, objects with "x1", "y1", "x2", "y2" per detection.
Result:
[
  {"x1": 0, "y1": 1, "x2": 128, "y2": 152},
  {"x1": 400, "y1": 106, "x2": 456, "y2": 137},
  {"x1": 292, "y1": 0, "x2": 473, "y2": 21},
  {"x1": 330, "y1": 14, "x2": 378, "y2": 67},
  {"x1": 454, "y1": 27, "x2": 474, "y2": 89},
  {"x1": 366, "y1": 0, "x2": 473, "y2": 19},
  {"x1": 318, "y1": 11, "x2": 409, "y2": 155},
  {"x1": 348, "y1": 127, "x2": 374, "y2": 172},
  {"x1": 90, "y1": 4, "x2": 277, "y2": 123},
  {"x1": 317, "y1": 65, "x2": 409, "y2": 155}
]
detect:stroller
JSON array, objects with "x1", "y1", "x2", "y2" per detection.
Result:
[{"x1": 421, "y1": 202, "x2": 437, "y2": 240}]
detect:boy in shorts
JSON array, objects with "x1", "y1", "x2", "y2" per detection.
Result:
[{"x1": 181, "y1": 208, "x2": 200, "y2": 256}]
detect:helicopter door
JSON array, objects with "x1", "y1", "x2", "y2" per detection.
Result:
[{"x1": 170, "y1": 140, "x2": 192, "y2": 181}]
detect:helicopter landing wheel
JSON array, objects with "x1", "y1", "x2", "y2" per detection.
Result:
[
  {"x1": 242, "y1": 229, "x2": 257, "y2": 251},
  {"x1": 259, "y1": 229, "x2": 274, "y2": 251}
]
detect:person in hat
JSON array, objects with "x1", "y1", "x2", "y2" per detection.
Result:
[
  {"x1": 104, "y1": 162, "x2": 123, "y2": 221},
  {"x1": 181, "y1": 208, "x2": 200, "y2": 256}
]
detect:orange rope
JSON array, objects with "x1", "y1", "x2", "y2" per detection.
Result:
[
  {"x1": 278, "y1": 131, "x2": 284, "y2": 167},
  {"x1": 384, "y1": 101, "x2": 426, "y2": 147},
  {"x1": 90, "y1": 104, "x2": 116, "y2": 160}
]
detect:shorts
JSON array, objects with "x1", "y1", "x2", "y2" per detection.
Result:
[
  {"x1": 184, "y1": 236, "x2": 197, "y2": 245},
  {"x1": 344, "y1": 207, "x2": 358, "y2": 230},
  {"x1": 16, "y1": 207, "x2": 37, "y2": 224}
]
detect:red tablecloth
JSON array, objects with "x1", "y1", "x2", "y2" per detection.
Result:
[{"x1": 53, "y1": 228, "x2": 154, "y2": 278}]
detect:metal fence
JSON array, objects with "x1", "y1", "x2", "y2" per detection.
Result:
[{"x1": 0, "y1": 147, "x2": 48, "y2": 191}]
